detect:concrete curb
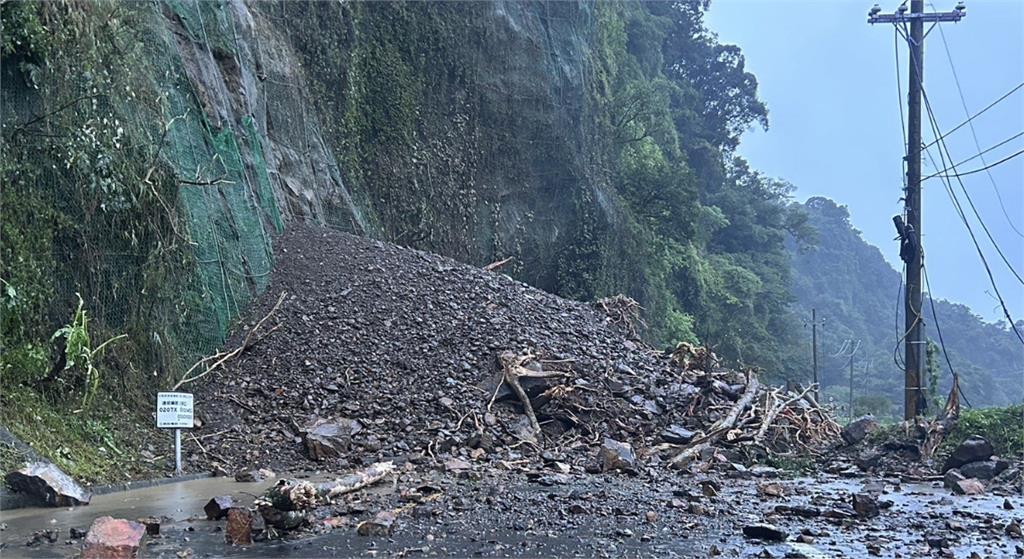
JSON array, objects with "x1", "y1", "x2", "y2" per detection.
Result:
[{"x1": 1, "y1": 472, "x2": 213, "y2": 511}]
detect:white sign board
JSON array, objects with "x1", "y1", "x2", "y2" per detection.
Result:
[{"x1": 156, "y1": 392, "x2": 194, "y2": 429}]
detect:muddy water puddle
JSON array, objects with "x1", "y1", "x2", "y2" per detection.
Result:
[{"x1": 1, "y1": 473, "x2": 1020, "y2": 558}]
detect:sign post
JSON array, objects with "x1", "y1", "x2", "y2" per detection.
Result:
[{"x1": 156, "y1": 392, "x2": 194, "y2": 475}]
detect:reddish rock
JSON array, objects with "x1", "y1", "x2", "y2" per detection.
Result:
[
  {"x1": 225, "y1": 508, "x2": 253, "y2": 545},
  {"x1": 952, "y1": 478, "x2": 985, "y2": 496},
  {"x1": 356, "y1": 511, "x2": 396, "y2": 536},
  {"x1": 81, "y1": 517, "x2": 145, "y2": 559},
  {"x1": 204, "y1": 495, "x2": 234, "y2": 520}
]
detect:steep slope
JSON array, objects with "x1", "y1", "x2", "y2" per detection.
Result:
[
  {"x1": 1, "y1": 0, "x2": 807, "y2": 477},
  {"x1": 787, "y1": 197, "x2": 1023, "y2": 414}
]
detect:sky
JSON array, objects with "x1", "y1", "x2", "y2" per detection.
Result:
[{"x1": 705, "y1": 0, "x2": 1023, "y2": 323}]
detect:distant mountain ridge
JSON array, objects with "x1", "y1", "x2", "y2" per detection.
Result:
[{"x1": 786, "y1": 197, "x2": 1023, "y2": 414}]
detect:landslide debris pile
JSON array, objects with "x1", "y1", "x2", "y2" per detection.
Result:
[{"x1": 195, "y1": 226, "x2": 837, "y2": 474}]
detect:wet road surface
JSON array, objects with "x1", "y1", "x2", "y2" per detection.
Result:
[{"x1": 1, "y1": 471, "x2": 1021, "y2": 558}]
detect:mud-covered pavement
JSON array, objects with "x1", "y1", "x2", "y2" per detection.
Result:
[{"x1": 3, "y1": 468, "x2": 1021, "y2": 558}]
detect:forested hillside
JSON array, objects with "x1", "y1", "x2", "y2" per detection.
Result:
[{"x1": 787, "y1": 197, "x2": 1023, "y2": 415}]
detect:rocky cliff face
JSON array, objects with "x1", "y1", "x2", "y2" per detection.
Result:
[{"x1": 2, "y1": 0, "x2": 617, "y2": 375}]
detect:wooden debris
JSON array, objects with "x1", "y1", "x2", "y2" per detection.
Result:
[{"x1": 316, "y1": 461, "x2": 396, "y2": 503}]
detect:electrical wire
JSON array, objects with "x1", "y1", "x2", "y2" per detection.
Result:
[
  {"x1": 897, "y1": 24, "x2": 1024, "y2": 288},
  {"x1": 925, "y1": 148, "x2": 1024, "y2": 180},
  {"x1": 922, "y1": 131, "x2": 1024, "y2": 179},
  {"x1": 936, "y1": 23, "x2": 1024, "y2": 238},
  {"x1": 923, "y1": 262, "x2": 972, "y2": 407},
  {"x1": 915, "y1": 80, "x2": 1024, "y2": 345},
  {"x1": 921, "y1": 81, "x2": 1024, "y2": 152}
]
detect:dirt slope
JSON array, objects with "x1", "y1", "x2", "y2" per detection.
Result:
[{"x1": 195, "y1": 226, "x2": 698, "y2": 473}]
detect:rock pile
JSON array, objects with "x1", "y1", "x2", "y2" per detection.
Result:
[{"x1": 193, "y1": 226, "x2": 837, "y2": 474}]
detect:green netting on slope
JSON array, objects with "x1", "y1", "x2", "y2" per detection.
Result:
[
  {"x1": 243, "y1": 116, "x2": 285, "y2": 234},
  {"x1": 148, "y1": 0, "x2": 279, "y2": 370}
]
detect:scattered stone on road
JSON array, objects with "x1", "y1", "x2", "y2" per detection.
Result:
[
  {"x1": 598, "y1": 438, "x2": 636, "y2": 473},
  {"x1": 943, "y1": 469, "x2": 966, "y2": 491},
  {"x1": 81, "y1": 516, "x2": 145, "y2": 559},
  {"x1": 951, "y1": 478, "x2": 985, "y2": 496},
  {"x1": 852, "y1": 493, "x2": 880, "y2": 518},
  {"x1": 943, "y1": 436, "x2": 993, "y2": 472},
  {"x1": 204, "y1": 495, "x2": 234, "y2": 520},
  {"x1": 959, "y1": 458, "x2": 1009, "y2": 480},
  {"x1": 660, "y1": 425, "x2": 695, "y2": 444},
  {"x1": 743, "y1": 523, "x2": 787, "y2": 542},
  {"x1": 5, "y1": 461, "x2": 92, "y2": 507},
  {"x1": 135, "y1": 516, "x2": 161, "y2": 536},
  {"x1": 225, "y1": 508, "x2": 253, "y2": 545},
  {"x1": 841, "y1": 415, "x2": 879, "y2": 445},
  {"x1": 235, "y1": 469, "x2": 263, "y2": 483},
  {"x1": 356, "y1": 511, "x2": 396, "y2": 536},
  {"x1": 303, "y1": 417, "x2": 363, "y2": 461}
]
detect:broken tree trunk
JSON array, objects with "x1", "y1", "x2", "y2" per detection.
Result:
[
  {"x1": 753, "y1": 385, "x2": 815, "y2": 447},
  {"x1": 316, "y1": 461, "x2": 395, "y2": 503},
  {"x1": 669, "y1": 374, "x2": 760, "y2": 467},
  {"x1": 920, "y1": 375, "x2": 961, "y2": 460}
]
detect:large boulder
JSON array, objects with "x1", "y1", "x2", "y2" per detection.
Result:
[
  {"x1": 81, "y1": 517, "x2": 145, "y2": 559},
  {"x1": 5, "y1": 461, "x2": 92, "y2": 506},
  {"x1": 943, "y1": 436, "x2": 993, "y2": 472},
  {"x1": 959, "y1": 459, "x2": 1010, "y2": 480},
  {"x1": 841, "y1": 415, "x2": 879, "y2": 445},
  {"x1": 302, "y1": 418, "x2": 362, "y2": 461}
]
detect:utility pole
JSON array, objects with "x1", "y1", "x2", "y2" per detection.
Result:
[
  {"x1": 811, "y1": 309, "x2": 821, "y2": 399},
  {"x1": 868, "y1": 1, "x2": 966, "y2": 420}
]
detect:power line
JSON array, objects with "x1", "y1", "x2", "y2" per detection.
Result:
[
  {"x1": 921, "y1": 81, "x2": 1024, "y2": 151},
  {"x1": 914, "y1": 77, "x2": 1024, "y2": 346},
  {"x1": 922, "y1": 130, "x2": 1024, "y2": 179},
  {"x1": 897, "y1": 23, "x2": 1024, "y2": 288},
  {"x1": 935, "y1": 23, "x2": 1024, "y2": 238},
  {"x1": 922, "y1": 262, "x2": 971, "y2": 408},
  {"x1": 926, "y1": 147, "x2": 1024, "y2": 180}
]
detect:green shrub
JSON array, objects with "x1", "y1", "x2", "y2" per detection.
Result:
[{"x1": 940, "y1": 405, "x2": 1024, "y2": 459}]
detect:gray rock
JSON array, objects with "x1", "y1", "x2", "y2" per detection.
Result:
[
  {"x1": 660, "y1": 425, "x2": 696, "y2": 444},
  {"x1": 598, "y1": 438, "x2": 636, "y2": 472},
  {"x1": 852, "y1": 493, "x2": 879, "y2": 518},
  {"x1": 225, "y1": 508, "x2": 253, "y2": 545},
  {"x1": 5, "y1": 462, "x2": 92, "y2": 507},
  {"x1": 959, "y1": 458, "x2": 1010, "y2": 480},
  {"x1": 742, "y1": 523, "x2": 787, "y2": 541},
  {"x1": 942, "y1": 436, "x2": 993, "y2": 472},
  {"x1": 943, "y1": 469, "x2": 966, "y2": 491},
  {"x1": 234, "y1": 469, "x2": 263, "y2": 483},
  {"x1": 302, "y1": 418, "x2": 363, "y2": 461},
  {"x1": 841, "y1": 415, "x2": 879, "y2": 445}
]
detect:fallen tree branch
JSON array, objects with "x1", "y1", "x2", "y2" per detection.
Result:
[
  {"x1": 483, "y1": 257, "x2": 514, "y2": 272},
  {"x1": 753, "y1": 384, "x2": 815, "y2": 446},
  {"x1": 669, "y1": 373, "x2": 760, "y2": 467},
  {"x1": 172, "y1": 292, "x2": 286, "y2": 390},
  {"x1": 500, "y1": 351, "x2": 542, "y2": 438}
]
